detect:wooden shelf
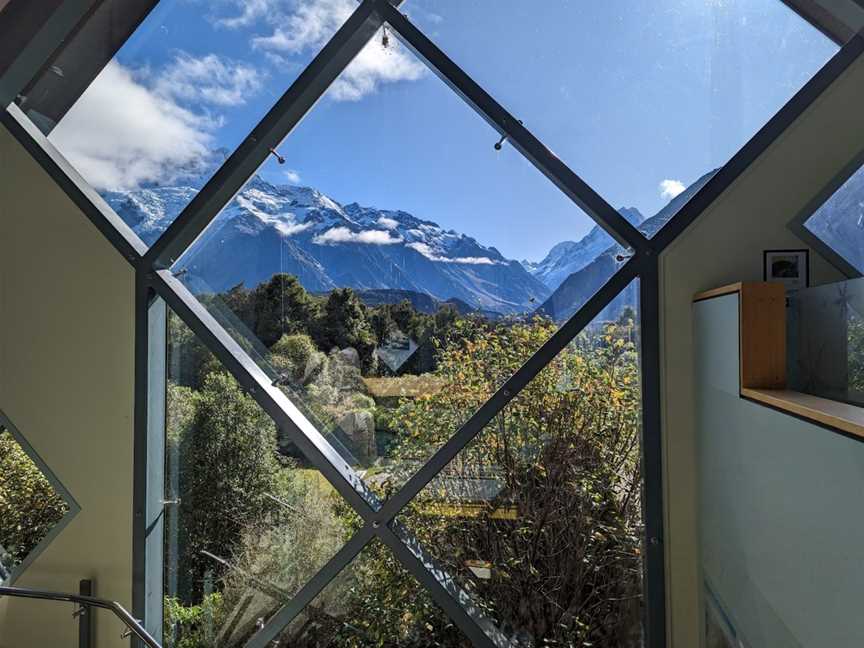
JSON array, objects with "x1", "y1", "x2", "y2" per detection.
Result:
[
  {"x1": 692, "y1": 282, "x2": 746, "y2": 302},
  {"x1": 741, "y1": 388, "x2": 864, "y2": 439},
  {"x1": 696, "y1": 281, "x2": 864, "y2": 439},
  {"x1": 693, "y1": 282, "x2": 786, "y2": 390}
]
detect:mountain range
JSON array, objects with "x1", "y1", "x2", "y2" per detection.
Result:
[
  {"x1": 106, "y1": 161, "x2": 863, "y2": 324},
  {"x1": 534, "y1": 170, "x2": 718, "y2": 321},
  {"x1": 107, "y1": 174, "x2": 552, "y2": 315}
]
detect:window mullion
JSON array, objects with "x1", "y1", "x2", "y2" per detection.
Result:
[
  {"x1": 0, "y1": 0, "x2": 99, "y2": 109},
  {"x1": 379, "y1": 522, "x2": 516, "y2": 648},
  {"x1": 244, "y1": 525, "x2": 376, "y2": 648}
]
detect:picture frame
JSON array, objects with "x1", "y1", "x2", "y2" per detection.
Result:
[{"x1": 763, "y1": 249, "x2": 810, "y2": 290}]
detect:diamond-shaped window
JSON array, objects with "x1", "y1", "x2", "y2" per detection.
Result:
[
  {"x1": 167, "y1": 32, "x2": 628, "y2": 506},
  {"x1": 0, "y1": 414, "x2": 79, "y2": 585},
  {"x1": 405, "y1": 0, "x2": 842, "y2": 238}
]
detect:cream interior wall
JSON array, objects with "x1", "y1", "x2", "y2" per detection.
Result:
[
  {"x1": 660, "y1": 55, "x2": 864, "y2": 647},
  {"x1": 0, "y1": 125, "x2": 135, "y2": 647}
]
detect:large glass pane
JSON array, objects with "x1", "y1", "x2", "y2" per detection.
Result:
[
  {"x1": 0, "y1": 423, "x2": 74, "y2": 584},
  {"x1": 170, "y1": 38, "x2": 632, "y2": 503},
  {"x1": 164, "y1": 310, "x2": 361, "y2": 648},
  {"x1": 272, "y1": 539, "x2": 471, "y2": 647},
  {"x1": 803, "y1": 161, "x2": 864, "y2": 273},
  {"x1": 396, "y1": 284, "x2": 644, "y2": 646},
  {"x1": 787, "y1": 276, "x2": 864, "y2": 406},
  {"x1": 408, "y1": 0, "x2": 841, "y2": 237},
  {"x1": 19, "y1": 0, "x2": 362, "y2": 245}
]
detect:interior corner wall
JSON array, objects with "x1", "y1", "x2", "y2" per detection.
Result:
[
  {"x1": 0, "y1": 125, "x2": 135, "y2": 647},
  {"x1": 659, "y1": 54, "x2": 864, "y2": 648}
]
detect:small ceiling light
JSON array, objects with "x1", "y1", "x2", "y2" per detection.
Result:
[{"x1": 382, "y1": 26, "x2": 390, "y2": 49}]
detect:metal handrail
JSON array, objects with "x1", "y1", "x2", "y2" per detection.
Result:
[{"x1": 0, "y1": 586, "x2": 161, "y2": 648}]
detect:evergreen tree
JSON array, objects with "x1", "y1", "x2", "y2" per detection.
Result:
[
  {"x1": 314, "y1": 288, "x2": 377, "y2": 370},
  {"x1": 251, "y1": 274, "x2": 317, "y2": 347},
  {"x1": 176, "y1": 372, "x2": 283, "y2": 601}
]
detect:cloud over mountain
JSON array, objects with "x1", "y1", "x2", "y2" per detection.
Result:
[
  {"x1": 313, "y1": 227, "x2": 404, "y2": 245},
  {"x1": 50, "y1": 61, "x2": 214, "y2": 191}
]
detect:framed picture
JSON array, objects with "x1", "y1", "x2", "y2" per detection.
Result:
[{"x1": 763, "y1": 249, "x2": 810, "y2": 289}]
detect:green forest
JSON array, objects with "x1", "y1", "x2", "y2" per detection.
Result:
[{"x1": 163, "y1": 273, "x2": 644, "y2": 648}]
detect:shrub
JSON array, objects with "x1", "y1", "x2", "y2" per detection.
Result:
[
  {"x1": 375, "y1": 318, "x2": 643, "y2": 647},
  {"x1": 174, "y1": 372, "x2": 284, "y2": 602},
  {"x1": 0, "y1": 428, "x2": 69, "y2": 570},
  {"x1": 164, "y1": 593, "x2": 223, "y2": 648}
]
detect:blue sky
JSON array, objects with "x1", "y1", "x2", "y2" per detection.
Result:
[{"x1": 50, "y1": 0, "x2": 837, "y2": 261}]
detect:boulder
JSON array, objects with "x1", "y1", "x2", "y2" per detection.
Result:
[{"x1": 336, "y1": 410, "x2": 376, "y2": 463}]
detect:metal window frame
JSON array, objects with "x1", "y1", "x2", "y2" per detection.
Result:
[
  {"x1": 1, "y1": 1, "x2": 861, "y2": 646},
  {"x1": 0, "y1": 409, "x2": 82, "y2": 587}
]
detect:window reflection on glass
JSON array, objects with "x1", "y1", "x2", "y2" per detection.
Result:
[
  {"x1": 169, "y1": 36, "x2": 631, "y2": 502},
  {"x1": 787, "y1": 277, "x2": 864, "y2": 406},
  {"x1": 21, "y1": 0, "x2": 363, "y2": 244},
  {"x1": 274, "y1": 539, "x2": 472, "y2": 647},
  {"x1": 407, "y1": 0, "x2": 840, "y2": 237},
  {"x1": 164, "y1": 310, "x2": 361, "y2": 647},
  {"x1": 0, "y1": 426, "x2": 71, "y2": 584},
  {"x1": 395, "y1": 286, "x2": 643, "y2": 646}
]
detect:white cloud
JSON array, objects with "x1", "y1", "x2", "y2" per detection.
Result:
[
  {"x1": 49, "y1": 52, "x2": 269, "y2": 192},
  {"x1": 213, "y1": 0, "x2": 276, "y2": 29},
  {"x1": 659, "y1": 179, "x2": 686, "y2": 201},
  {"x1": 251, "y1": 0, "x2": 354, "y2": 53},
  {"x1": 451, "y1": 257, "x2": 500, "y2": 265},
  {"x1": 328, "y1": 34, "x2": 427, "y2": 102},
  {"x1": 313, "y1": 226, "x2": 403, "y2": 245},
  {"x1": 406, "y1": 242, "x2": 499, "y2": 265},
  {"x1": 284, "y1": 169, "x2": 302, "y2": 184},
  {"x1": 245, "y1": 0, "x2": 426, "y2": 102},
  {"x1": 235, "y1": 195, "x2": 310, "y2": 236},
  {"x1": 275, "y1": 221, "x2": 310, "y2": 236},
  {"x1": 377, "y1": 216, "x2": 399, "y2": 229},
  {"x1": 153, "y1": 53, "x2": 265, "y2": 107},
  {"x1": 50, "y1": 61, "x2": 213, "y2": 192}
]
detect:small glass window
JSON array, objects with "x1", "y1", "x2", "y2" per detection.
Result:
[
  {"x1": 0, "y1": 418, "x2": 78, "y2": 584},
  {"x1": 802, "y1": 161, "x2": 864, "y2": 274}
]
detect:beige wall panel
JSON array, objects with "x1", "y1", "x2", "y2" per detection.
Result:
[
  {"x1": 661, "y1": 55, "x2": 864, "y2": 647},
  {"x1": 0, "y1": 125, "x2": 135, "y2": 648}
]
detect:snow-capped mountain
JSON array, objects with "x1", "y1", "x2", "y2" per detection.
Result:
[
  {"x1": 522, "y1": 207, "x2": 645, "y2": 291},
  {"x1": 106, "y1": 174, "x2": 551, "y2": 314},
  {"x1": 110, "y1": 159, "x2": 864, "y2": 324}
]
